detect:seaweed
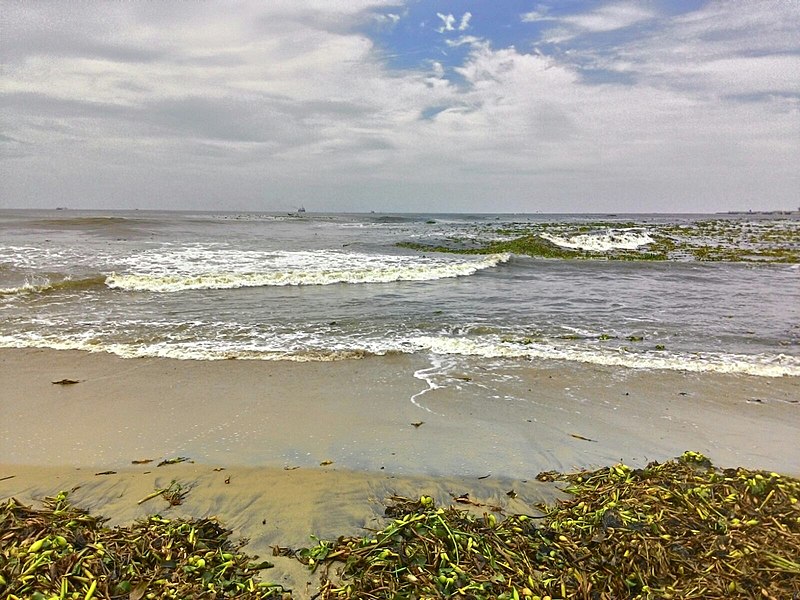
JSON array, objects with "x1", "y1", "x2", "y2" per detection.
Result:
[
  {"x1": 397, "y1": 234, "x2": 579, "y2": 259},
  {"x1": 0, "y1": 492, "x2": 288, "y2": 599},
  {"x1": 2, "y1": 453, "x2": 798, "y2": 599},
  {"x1": 303, "y1": 452, "x2": 800, "y2": 599}
]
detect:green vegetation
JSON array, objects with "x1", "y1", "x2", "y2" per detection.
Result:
[
  {"x1": 398, "y1": 234, "x2": 580, "y2": 259},
  {"x1": 2, "y1": 453, "x2": 799, "y2": 599},
  {"x1": 0, "y1": 492, "x2": 288, "y2": 599},
  {"x1": 399, "y1": 217, "x2": 799, "y2": 263},
  {"x1": 305, "y1": 452, "x2": 800, "y2": 599}
]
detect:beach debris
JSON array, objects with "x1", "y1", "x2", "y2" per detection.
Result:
[
  {"x1": 569, "y1": 433, "x2": 597, "y2": 442},
  {"x1": 4, "y1": 452, "x2": 798, "y2": 600},
  {"x1": 477, "y1": 473, "x2": 491, "y2": 479},
  {"x1": 0, "y1": 475, "x2": 15, "y2": 482},
  {"x1": 0, "y1": 491, "x2": 288, "y2": 599},
  {"x1": 157, "y1": 456, "x2": 190, "y2": 467},
  {"x1": 452, "y1": 493, "x2": 503, "y2": 512},
  {"x1": 51, "y1": 378, "x2": 81, "y2": 385},
  {"x1": 93, "y1": 470, "x2": 116, "y2": 476},
  {"x1": 137, "y1": 480, "x2": 189, "y2": 507},
  {"x1": 131, "y1": 458, "x2": 153, "y2": 464},
  {"x1": 299, "y1": 451, "x2": 800, "y2": 599},
  {"x1": 162, "y1": 480, "x2": 189, "y2": 506},
  {"x1": 320, "y1": 460, "x2": 334, "y2": 467},
  {"x1": 411, "y1": 421, "x2": 424, "y2": 428},
  {"x1": 225, "y1": 476, "x2": 231, "y2": 484},
  {"x1": 213, "y1": 467, "x2": 226, "y2": 471},
  {"x1": 284, "y1": 466, "x2": 300, "y2": 471}
]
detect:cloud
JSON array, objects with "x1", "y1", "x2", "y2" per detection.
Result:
[
  {"x1": 436, "y1": 11, "x2": 471, "y2": 34},
  {"x1": 1, "y1": 0, "x2": 798, "y2": 212},
  {"x1": 562, "y1": 2, "x2": 655, "y2": 33},
  {"x1": 436, "y1": 12, "x2": 456, "y2": 33}
]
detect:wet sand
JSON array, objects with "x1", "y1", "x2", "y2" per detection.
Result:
[
  {"x1": 2, "y1": 347, "x2": 798, "y2": 475},
  {"x1": 2, "y1": 347, "x2": 799, "y2": 594}
]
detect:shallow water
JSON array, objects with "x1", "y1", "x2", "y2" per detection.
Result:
[{"x1": 0, "y1": 209, "x2": 798, "y2": 377}]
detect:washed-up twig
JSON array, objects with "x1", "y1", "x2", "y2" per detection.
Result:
[{"x1": 157, "y1": 456, "x2": 190, "y2": 467}]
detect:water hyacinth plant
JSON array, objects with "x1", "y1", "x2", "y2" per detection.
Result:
[{"x1": 1, "y1": 452, "x2": 798, "y2": 599}]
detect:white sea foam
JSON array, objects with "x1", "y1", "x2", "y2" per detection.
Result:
[
  {"x1": 541, "y1": 229, "x2": 654, "y2": 252},
  {"x1": 2, "y1": 330, "x2": 798, "y2": 378},
  {"x1": 106, "y1": 250, "x2": 510, "y2": 292},
  {"x1": 409, "y1": 336, "x2": 800, "y2": 378}
]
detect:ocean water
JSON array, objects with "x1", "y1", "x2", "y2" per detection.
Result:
[{"x1": 1, "y1": 209, "x2": 798, "y2": 378}]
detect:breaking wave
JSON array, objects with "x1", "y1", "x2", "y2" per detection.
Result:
[
  {"x1": 106, "y1": 252, "x2": 510, "y2": 292},
  {"x1": 541, "y1": 229, "x2": 654, "y2": 252},
  {"x1": 1, "y1": 329, "x2": 797, "y2": 377},
  {"x1": 409, "y1": 336, "x2": 800, "y2": 378},
  {"x1": 0, "y1": 275, "x2": 107, "y2": 297}
]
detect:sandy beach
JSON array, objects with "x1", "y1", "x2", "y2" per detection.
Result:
[
  {"x1": 2, "y1": 347, "x2": 798, "y2": 474},
  {"x1": 2, "y1": 347, "x2": 799, "y2": 595}
]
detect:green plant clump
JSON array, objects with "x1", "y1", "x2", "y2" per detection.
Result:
[
  {"x1": 0, "y1": 492, "x2": 287, "y2": 599},
  {"x1": 3, "y1": 453, "x2": 799, "y2": 599},
  {"x1": 301, "y1": 452, "x2": 800, "y2": 599},
  {"x1": 398, "y1": 234, "x2": 579, "y2": 259}
]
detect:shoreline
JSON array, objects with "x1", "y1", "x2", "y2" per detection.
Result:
[
  {"x1": 2, "y1": 347, "x2": 798, "y2": 477},
  {"x1": 2, "y1": 345, "x2": 799, "y2": 593}
]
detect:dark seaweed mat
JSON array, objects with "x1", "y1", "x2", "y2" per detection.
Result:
[
  {"x1": 299, "y1": 452, "x2": 800, "y2": 599},
  {"x1": 0, "y1": 491, "x2": 287, "y2": 599}
]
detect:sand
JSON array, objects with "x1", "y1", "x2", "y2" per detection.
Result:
[
  {"x1": 2, "y1": 347, "x2": 798, "y2": 475},
  {"x1": 2, "y1": 347, "x2": 799, "y2": 595}
]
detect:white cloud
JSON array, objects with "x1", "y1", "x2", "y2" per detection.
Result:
[
  {"x1": 436, "y1": 12, "x2": 456, "y2": 33},
  {"x1": 531, "y1": 2, "x2": 656, "y2": 43},
  {"x1": 1, "y1": 0, "x2": 798, "y2": 212},
  {"x1": 436, "y1": 11, "x2": 471, "y2": 34},
  {"x1": 563, "y1": 2, "x2": 655, "y2": 32},
  {"x1": 521, "y1": 10, "x2": 549, "y2": 23}
]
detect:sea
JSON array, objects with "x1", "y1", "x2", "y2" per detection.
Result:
[{"x1": 1, "y1": 209, "x2": 798, "y2": 379}]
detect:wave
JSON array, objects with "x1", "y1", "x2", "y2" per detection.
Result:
[
  {"x1": 409, "y1": 336, "x2": 800, "y2": 378},
  {"x1": 106, "y1": 253, "x2": 511, "y2": 292},
  {"x1": 1, "y1": 330, "x2": 797, "y2": 377},
  {"x1": 541, "y1": 229, "x2": 654, "y2": 252},
  {"x1": 25, "y1": 216, "x2": 145, "y2": 230},
  {"x1": 0, "y1": 275, "x2": 107, "y2": 297}
]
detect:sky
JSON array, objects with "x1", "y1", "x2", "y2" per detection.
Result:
[{"x1": 1, "y1": 0, "x2": 799, "y2": 213}]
